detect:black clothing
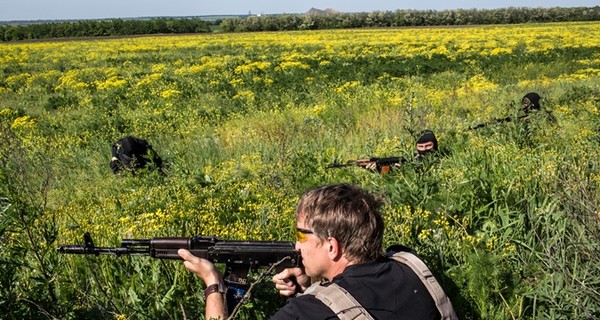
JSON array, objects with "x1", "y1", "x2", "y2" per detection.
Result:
[
  {"x1": 270, "y1": 255, "x2": 440, "y2": 320},
  {"x1": 110, "y1": 136, "x2": 163, "y2": 174}
]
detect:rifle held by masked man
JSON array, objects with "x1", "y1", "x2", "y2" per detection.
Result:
[
  {"x1": 327, "y1": 157, "x2": 406, "y2": 174},
  {"x1": 468, "y1": 114, "x2": 531, "y2": 131}
]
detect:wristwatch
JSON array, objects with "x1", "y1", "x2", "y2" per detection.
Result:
[{"x1": 203, "y1": 282, "x2": 226, "y2": 301}]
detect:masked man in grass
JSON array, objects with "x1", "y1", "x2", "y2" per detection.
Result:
[
  {"x1": 520, "y1": 92, "x2": 557, "y2": 122},
  {"x1": 414, "y1": 129, "x2": 439, "y2": 160},
  {"x1": 110, "y1": 136, "x2": 165, "y2": 175},
  {"x1": 516, "y1": 92, "x2": 558, "y2": 147},
  {"x1": 364, "y1": 129, "x2": 439, "y2": 174},
  {"x1": 179, "y1": 183, "x2": 455, "y2": 319},
  {"x1": 470, "y1": 92, "x2": 557, "y2": 146}
]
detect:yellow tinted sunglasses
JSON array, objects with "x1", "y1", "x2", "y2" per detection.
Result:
[{"x1": 295, "y1": 227, "x2": 314, "y2": 243}]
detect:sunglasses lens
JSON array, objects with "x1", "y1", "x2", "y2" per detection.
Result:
[{"x1": 296, "y1": 230, "x2": 308, "y2": 243}]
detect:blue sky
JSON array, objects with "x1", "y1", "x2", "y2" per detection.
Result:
[{"x1": 1, "y1": 0, "x2": 598, "y2": 21}]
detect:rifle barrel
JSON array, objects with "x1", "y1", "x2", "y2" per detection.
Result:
[{"x1": 57, "y1": 245, "x2": 147, "y2": 255}]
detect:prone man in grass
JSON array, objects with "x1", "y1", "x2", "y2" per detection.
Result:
[
  {"x1": 469, "y1": 92, "x2": 556, "y2": 130},
  {"x1": 520, "y1": 92, "x2": 557, "y2": 123},
  {"x1": 179, "y1": 183, "x2": 454, "y2": 319},
  {"x1": 468, "y1": 92, "x2": 557, "y2": 147},
  {"x1": 513, "y1": 92, "x2": 557, "y2": 147},
  {"x1": 109, "y1": 136, "x2": 165, "y2": 175},
  {"x1": 505, "y1": 92, "x2": 556, "y2": 148},
  {"x1": 364, "y1": 129, "x2": 439, "y2": 174}
]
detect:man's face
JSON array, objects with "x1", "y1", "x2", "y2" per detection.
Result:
[
  {"x1": 416, "y1": 141, "x2": 435, "y2": 153},
  {"x1": 295, "y1": 216, "x2": 330, "y2": 279},
  {"x1": 522, "y1": 100, "x2": 532, "y2": 112}
]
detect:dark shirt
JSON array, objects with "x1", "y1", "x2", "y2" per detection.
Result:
[
  {"x1": 110, "y1": 136, "x2": 163, "y2": 174},
  {"x1": 270, "y1": 256, "x2": 440, "y2": 320}
]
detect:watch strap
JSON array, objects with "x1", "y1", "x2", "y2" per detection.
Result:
[{"x1": 203, "y1": 283, "x2": 225, "y2": 301}]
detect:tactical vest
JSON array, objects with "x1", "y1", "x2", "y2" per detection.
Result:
[{"x1": 301, "y1": 251, "x2": 458, "y2": 320}]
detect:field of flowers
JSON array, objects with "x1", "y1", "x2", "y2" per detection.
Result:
[{"x1": 1, "y1": 22, "x2": 599, "y2": 319}]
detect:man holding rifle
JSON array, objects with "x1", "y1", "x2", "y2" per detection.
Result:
[
  {"x1": 469, "y1": 92, "x2": 556, "y2": 130},
  {"x1": 179, "y1": 183, "x2": 455, "y2": 319},
  {"x1": 328, "y1": 130, "x2": 439, "y2": 174},
  {"x1": 363, "y1": 129, "x2": 439, "y2": 173}
]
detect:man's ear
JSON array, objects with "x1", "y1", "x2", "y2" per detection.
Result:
[{"x1": 326, "y1": 237, "x2": 343, "y2": 261}]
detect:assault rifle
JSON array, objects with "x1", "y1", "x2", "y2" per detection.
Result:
[
  {"x1": 58, "y1": 232, "x2": 301, "y2": 312},
  {"x1": 468, "y1": 114, "x2": 529, "y2": 131},
  {"x1": 327, "y1": 157, "x2": 406, "y2": 174}
]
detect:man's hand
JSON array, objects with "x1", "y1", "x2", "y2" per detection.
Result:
[
  {"x1": 110, "y1": 158, "x2": 122, "y2": 174},
  {"x1": 272, "y1": 267, "x2": 310, "y2": 296},
  {"x1": 178, "y1": 249, "x2": 223, "y2": 285},
  {"x1": 364, "y1": 161, "x2": 378, "y2": 170},
  {"x1": 179, "y1": 249, "x2": 227, "y2": 319}
]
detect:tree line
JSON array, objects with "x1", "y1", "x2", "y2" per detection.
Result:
[
  {"x1": 0, "y1": 18, "x2": 213, "y2": 41},
  {"x1": 1, "y1": 6, "x2": 600, "y2": 41},
  {"x1": 220, "y1": 6, "x2": 600, "y2": 32}
]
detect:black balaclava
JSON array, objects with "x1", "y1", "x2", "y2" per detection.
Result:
[
  {"x1": 521, "y1": 92, "x2": 541, "y2": 113},
  {"x1": 415, "y1": 130, "x2": 438, "y2": 156}
]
